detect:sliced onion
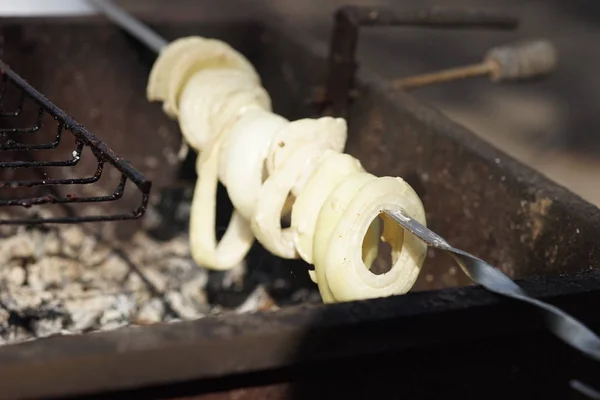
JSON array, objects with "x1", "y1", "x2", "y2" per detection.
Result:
[
  {"x1": 188, "y1": 136, "x2": 255, "y2": 270},
  {"x1": 210, "y1": 85, "x2": 271, "y2": 141},
  {"x1": 308, "y1": 218, "x2": 380, "y2": 285},
  {"x1": 178, "y1": 69, "x2": 267, "y2": 151},
  {"x1": 251, "y1": 143, "x2": 329, "y2": 259},
  {"x1": 312, "y1": 172, "x2": 377, "y2": 302},
  {"x1": 147, "y1": 37, "x2": 257, "y2": 104},
  {"x1": 147, "y1": 37, "x2": 202, "y2": 102},
  {"x1": 318, "y1": 176, "x2": 427, "y2": 302},
  {"x1": 219, "y1": 109, "x2": 289, "y2": 220},
  {"x1": 290, "y1": 151, "x2": 364, "y2": 265},
  {"x1": 147, "y1": 36, "x2": 260, "y2": 118},
  {"x1": 148, "y1": 35, "x2": 430, "y2": 302},
  {"x1": 265, "y1": 117, "x2": 347, "y2": 176}
]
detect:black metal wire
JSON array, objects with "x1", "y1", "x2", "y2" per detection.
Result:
[
  {"x1": 0, "y1": 141, "x2": 85, "y2": 168},
  {"x1": 0, "y1": 59, "x2": 151, "y2": 224},
  {"x1": 0, "y1": 120, "x2": 62, "y2": 151}
]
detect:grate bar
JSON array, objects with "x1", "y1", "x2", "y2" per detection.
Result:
[
  {"x1": 0, "y1": 174, "x2": 126, "y2": 207},
  {"x1": 0, "y1": 106, "x2": 43, "y2": 132},
  {"x1": 0, "y1": 59, "x2": 151, "y2": 224},
  {"x1": 0, "y1": 141, "x2": 84, "y2": 168},
  {"x1": 0, "y1": 83, "x2": 25, "y2": 117},
  {"x1": 0, "y1": 163, "x2": 103, "y2": 188},
  {"x1": 0, "y1": 122, "x2": 64, "y2": 151}
]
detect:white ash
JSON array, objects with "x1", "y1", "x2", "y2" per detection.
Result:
[
  {"x1": 136, "y1": 298, "x2": 166, "y2": 324},
  {"x1": 221, "y1": 261, "x2": 246, "y2": 291},
  {"x1": 0, "y1": 210, "x2": 283, "y2": 347},
  {"x1": 236, "y1": 285, "x2": 278, "y2": 314}
]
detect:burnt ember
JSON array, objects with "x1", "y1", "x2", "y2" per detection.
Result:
[{"x1": 0, "y1": 208, "x2": 319, "y2": 346}]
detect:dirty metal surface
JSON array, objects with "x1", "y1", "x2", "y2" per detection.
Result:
[
  {"x1": 0, "y1": 15, "x2": 599, "y2": 400},
  {"x1": 6, "y1": 269, "x2": 599, "y2": 400}
]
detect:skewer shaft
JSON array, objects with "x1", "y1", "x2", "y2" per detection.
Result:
[{"x1": 88, "y1": 0, "x2": 168, "y2": 54}]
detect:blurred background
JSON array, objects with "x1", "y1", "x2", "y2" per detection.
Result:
[{"x1": 1, "y1": 0, "x2": 599, "y2": 206}]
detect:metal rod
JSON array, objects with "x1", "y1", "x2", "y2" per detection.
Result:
[
  {"x1": 393, "y1": 61, "x2": 493, "y2": 89},
  {"x1": 349, "y1": 6, "x2": 519, "y2": 29},
  {"x1": 322, "y1": 6, "x2": 519, "y2": 117},
  {"x1": 87, "y1": 0, "x2": 168, "y2": 54}
]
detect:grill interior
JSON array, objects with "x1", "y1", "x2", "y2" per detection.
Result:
[
  {"x1": 0, "y1": 14, "x2": 598, "y2": 400},
  {"x1": 0, "y1": 17, "x2": 598, "y2": 344}
]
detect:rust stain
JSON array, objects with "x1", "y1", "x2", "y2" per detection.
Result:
[
  {"x1": 527, "y1": 197, "x2": 553, "y2": 242},
  {"x1": 356, "y1": 106, "x2": 386, "y2": 172}
]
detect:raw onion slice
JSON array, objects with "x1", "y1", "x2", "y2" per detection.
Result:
[
  {"x1": 147, "y1": 36, "x2": 260, "y2": 118},
  {"x1": 188, "y1": 136, "x2": 255, "y2": 270},
  {"x1": 210, "y1": 85, "x2": 271, "y2": 142},
  {"x1": 312, "y1": 172, "x2": 377, "y2": 302},
  {"x1": 317, "y1": 176, "x2": 427, "y2": 302},
  {"x1": 178, "y1": 68, "x2": 268, "y2": 151},
  {"x1": 306, "y1": 219, "x2": 381, "y2": 285},
  {"x1": 251, "y1": 143, "x2": 330, "y2": 259},
  {"x1": 290, "y1": 151, "x2": 364, "y2": 265},
  {"x1": 265, "y1": 117, "x2": 347, "y2": 176},
  {"x1": 147, "y1": 37, "x2": 199, "y2": 101},
  {"x1": 219, "y1": 109, "x2": 289, "y2": 220}
]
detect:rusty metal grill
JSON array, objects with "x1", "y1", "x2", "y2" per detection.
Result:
[
  {"x1": 319, "y1": 6, "x2": 519, "y2": 117},
  {"x1": 0, "y1": 59, "x2": 151, "y2": 224},
  {"x1": 0, "y1": 3, "x2": 599, "y2": 399}
]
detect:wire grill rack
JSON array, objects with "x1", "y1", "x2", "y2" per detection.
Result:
[{"x1": 0, "y1": 59, "x2": 151, "y2": 224}]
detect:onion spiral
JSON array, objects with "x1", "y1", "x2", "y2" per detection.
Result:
[{"x1": 147, "y1": 36, "x2": 428, "y2": 303}]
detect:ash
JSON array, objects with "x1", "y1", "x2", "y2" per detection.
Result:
[{"x1": 0, "y1": 211, "x2": 319, "y2": 346}]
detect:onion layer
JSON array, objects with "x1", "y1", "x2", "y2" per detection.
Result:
[
  {"x1": 219, "y1": 108, "x2": 289, "y2": 220},
  {"x1": 315, "y1": 175, "x2": 427, "y2": 303},
  {"x1": 251, "y1": 143, "x2": 329, "y2": 259},
  {"x1": 178, "y1": 68, "x2": 269, "y2": 151},
  {"x1": 189, "y1": 137, "x2": 255, "y2": 270},
  {"x1": 290, "y1": 151, "x2": 364, "y2": 265},
  {"x1": 266, "y1": 117, "x2": 347, "y2": 176},
  {"x1": 312, "y1": 172, "x2": 377, "y2": 302},
  {"x1": 147, "y1": 36, "x2": 260, "y2": 118}
]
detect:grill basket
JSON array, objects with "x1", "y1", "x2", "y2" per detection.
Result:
[{"x1": 0, "y1": 59, "x2": 151, "y2": 224}]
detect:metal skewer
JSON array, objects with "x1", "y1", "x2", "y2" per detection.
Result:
[
  {"x1": 88, "y1": 0, "x2": 167, "y2": 54},
  {"x1": 89, "y1": 1, "x2": 598, "y2": 396},
  {"x1": 87, "y1": 0, "x2": 191, "y2": 160}
]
